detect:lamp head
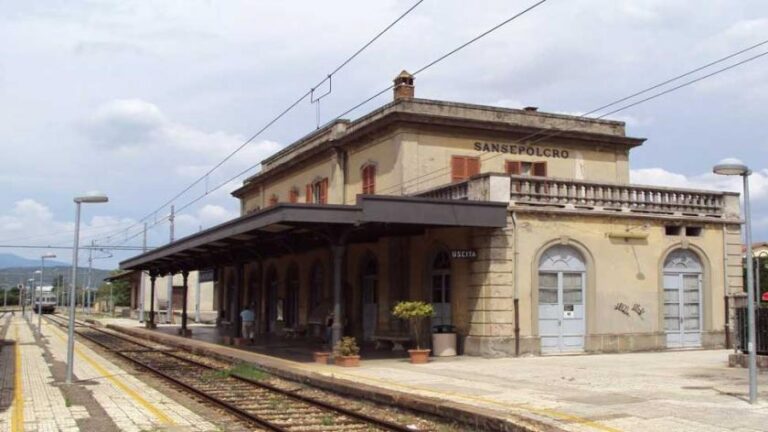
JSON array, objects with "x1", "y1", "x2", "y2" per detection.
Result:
[
  {"x1": 42, "y1": 252, "x2": 56, "y2": 259},
  {"x1": 713, "y1": 158, "x2": 750, "y2": 176},
  {"x1": 74, "y1": 193, "x2": 109, "y2": 204}
]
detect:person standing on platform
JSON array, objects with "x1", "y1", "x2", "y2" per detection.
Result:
[{"x1": 240, "y1": 304, "x2": 256, "y2": 344}]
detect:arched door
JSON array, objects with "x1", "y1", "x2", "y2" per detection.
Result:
[
  {"x1": 663, "y1": 250, "x2": 703, "y2": 348},
  {"x1": 538, "y1": 245, "x2": 586, "y2": 353},
  {"x1": 361, "y1": 255, "x2": 378, "y2": 341},
  {"x1": 431, "y1": 250, "x2": 452, "y2": 328},
  {"x1": 285, "y1": 264, "x2": 300, "y2": 329}
]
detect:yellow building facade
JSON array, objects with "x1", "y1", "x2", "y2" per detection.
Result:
[{"x1": 124, "y1": 72, "x2": 744, "y2": 356}]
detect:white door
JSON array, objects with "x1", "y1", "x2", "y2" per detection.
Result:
[
  {"x1": 664, "y1": 273, "x2": 702, "y2": 348},
  {"x1": 431, "y1": 272, "x2": 451, "y2": 327},
  {"x1": 538, "y1": 246, "x2": 586, "y2": 354},
  {"x1": 663, "y1": 250, "x2": 703, "y2": 348}
]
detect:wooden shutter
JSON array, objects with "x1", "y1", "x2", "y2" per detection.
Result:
[
  {"x1": 305, "y1": 184, "x2": 312, "y2": 203},
  {"x1": 467, "y1": 157, "x2": 480, "y2": 178},
  {"x1": 505, "y1": 161, "x2": 522, "y2": 175},
  {"x1": 532, "y1": 161, "x2": 547, "y2": 177},
  {"x1": 268, "y1": 195, "x2": 278, "y2": 207},
  {"x1": 289, "y1": 188, "x2": 298, "y2": 203},
  {"x1": 362, "y1": 165, "x2": 375, "y2": 194},
  {"x1": 319, "y1": 178, "x2": 328, "y2": 204}
]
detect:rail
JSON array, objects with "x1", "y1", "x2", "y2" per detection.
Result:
[{"x1": 44, "y1": 314, "x2": 420, "y2": 432}]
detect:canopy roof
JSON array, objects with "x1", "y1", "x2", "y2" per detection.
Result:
[{"x1": 120, "y1": 195, "x2": 507, "y2": 274}]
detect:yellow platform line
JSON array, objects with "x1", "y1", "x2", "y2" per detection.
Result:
[
  {"x1": 11, "y1": 324, "x2": 23, "y2": 432},
  {"x1": 47, "y1": 323, "x2": 174, "y2": 426},
  {"x1": 309, "y1": 365, "x2": 623, "y2": 432}
]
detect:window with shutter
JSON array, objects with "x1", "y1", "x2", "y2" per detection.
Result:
[
  {"x1": 505, "y1": 161, "x2": 522, "y2": 175},
  {"x1": 362, "y1": 164, "x2": 376, "y2": 194},
  {"x1": 319, "y1": 178, "x2": 328, "y2": 204},
  {"x1": 532, "y1": 161, "x2": 547, "y2": 177},
  {"x1": 268, "y1": 194, "x2": 279, "y2": 207},
  {"x1": 451, "y1": 156, "x2": 480, "y2": 182},
  {"x1": 306, "y1": 184, "x2": 312, "y2": 203},
  {"x1": 289, "y1": 188, "x2": 299, "y2": 203}
]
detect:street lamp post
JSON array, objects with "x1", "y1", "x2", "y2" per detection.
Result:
[
  {"x1": 38, "y1": 252, "x2": 57, "y2": 335},
  {"x1": 27, "y1": 278, "x2": 35, "y2": 321},
  {"x1": 66, "y1": 193, "x2": 108, "y2": 384},
  {"x1": 713, "y1": 159, "x2": 757, "y2": 404}
]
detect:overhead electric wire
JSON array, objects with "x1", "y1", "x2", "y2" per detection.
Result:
[
  {"x1": 91, "y1": 0, "x2": 425, "y2": 246},
  {"x1": 373, "y1": 38, "x2": 768, "y2": 194},
  {"x1": 117, "y1": 0, "x2": 551, "y2": 239}
]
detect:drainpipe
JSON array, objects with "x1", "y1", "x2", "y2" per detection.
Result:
[
  {"x1": 512, "y1": 211, "x2": 520, "y2": 357},
  {"x1": 722, "y1": 227, "x2": 731, "y2": 350}
]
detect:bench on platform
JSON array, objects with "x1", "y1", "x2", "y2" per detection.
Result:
[{"x1": 373, "y1": 334, "x2": 411, "y2": 351}]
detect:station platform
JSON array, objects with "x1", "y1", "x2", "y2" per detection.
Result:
[
  {"x1": 0, "y1": 313, "x2": 218, "y2": 432},
  {"x1": 98, "y1": 317, "x2": 768, "y2": 432}
]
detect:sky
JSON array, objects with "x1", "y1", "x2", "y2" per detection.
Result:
[{"x1": 0, "y1": 0, "x2": 767, "y2": 270}]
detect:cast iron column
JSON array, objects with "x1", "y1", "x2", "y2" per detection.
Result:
[
  {"x1": 232, "y1": 263, "x2": 243, "y2": 340},
  {"x1": 181, "y1": 270, "x2": 189, "y2": 334},
  {"x1": 148, "y1": 274, "x2": 156, "y2": 328},
  {"x1": 331, "y1": 243, "x2": 345, "y2": 350}
]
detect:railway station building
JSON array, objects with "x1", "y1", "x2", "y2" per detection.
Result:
[{"x1": 121, "y1": 72, "x2": 744, "y2": 356}]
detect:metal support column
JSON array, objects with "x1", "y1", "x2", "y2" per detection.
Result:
[
  {"x1": 181, "y1": 270, "x2": 189, "y2": 335},
  {"x1": 232, "y1": 263, "x2": 243, "y2": 340},
  {"x1": 148, "y1": 275, "x2": 157, "y2": 328},
  {"x1": 331, "y1": 240, "x2": 347, "y2": 351}
]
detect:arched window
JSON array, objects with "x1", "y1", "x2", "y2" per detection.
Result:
[
  {"x1": 538, "y1": 245, "x2": 586, "y2": 353},
  {"x1": 285, "y1": 263, "x2": 300, "y2": 329},
  {"x1": 431, "y1": 250, "x2": 451, "y2": 327},
  {"x1": 361, "y1": 164, "x2": 376, "y2": 194}
]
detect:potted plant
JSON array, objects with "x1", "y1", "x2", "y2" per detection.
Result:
[
  {"x1": 392, "y1": 301, "x2": 434, "y2": 364},
  {"x1": 313, "y1": 351, "x2": 331, "y2": 364},
  {"x1": 333, "y1": 336, "x2": 360, "y2": 367}
]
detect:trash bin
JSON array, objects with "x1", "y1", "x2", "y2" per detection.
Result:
[{"x1": 432, "y1": 325, "x2": 457, "y2": 357}]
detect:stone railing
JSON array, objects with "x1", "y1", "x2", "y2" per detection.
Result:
[
  {"x1": 508, "y1": 175, "x2": 725, "y2": 216},
  {"x1": 414, "y1": 173, "x2": 739, "y2": 219},
  {"x1": 416, "y1": 181, "x2": 469, "y2": 201}
]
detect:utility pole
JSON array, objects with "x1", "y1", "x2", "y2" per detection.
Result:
[
  {"x1": 138, "y1": 222, "x2": 147, "y2": 322},
  {"x1": 166, "y1": 205, "x2": 175, "y2": 323}
]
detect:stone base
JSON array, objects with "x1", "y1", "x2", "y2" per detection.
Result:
[
  {"x1": 463, "y1": 335, "x2": 539, "y2": 357},
  {"x1": 145, "y1": 322, "x2": 157, "y2": 329},
  {"x1": 729, "y1": 353, "x2": 768, "y2": 369},
  {"x1": 177, "y1": 328, "x2": 192, "y2": 337}
]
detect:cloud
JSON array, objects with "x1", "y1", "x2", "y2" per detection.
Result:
[{"x1": 630, "y1": 167, "x2": 768, "y2": 201}]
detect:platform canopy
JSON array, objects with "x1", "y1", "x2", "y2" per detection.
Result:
[{"x1": 120, "y1": 195, "x2": 507, "y2": 274}]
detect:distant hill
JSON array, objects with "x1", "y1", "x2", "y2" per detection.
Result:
[{"x1": 0, "y1": 253, "x2": 69, "y2": 268}]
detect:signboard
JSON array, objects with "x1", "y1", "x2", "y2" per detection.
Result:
[
  {"x1": 451, "y1": 249, "x2": 478, "y2": 260},
  {"x1": 474, "y1": 141, "x2": 570, "y2": 159}
]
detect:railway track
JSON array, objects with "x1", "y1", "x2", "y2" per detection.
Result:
[{"x1": 44, "y1": 315, "x2": 419, "y2": 432}]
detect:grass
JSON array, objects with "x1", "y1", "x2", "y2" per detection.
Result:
[
  {"x1": 321, "y1": 415, "x2": 334, "y2": 426},
  {"x1": 200, "y1": 362, "x2": 266, "y2": 382},
  {"x1": 64, "y1": 396, "x2": 71, "y2": 408}
]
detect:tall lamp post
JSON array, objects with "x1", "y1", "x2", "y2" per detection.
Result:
[
  {"x1": 66, "y1": 193, "x2": 108, "y2": 384},
  {"x1": 27, "y1": 278, "x2": 35, "y2": 320},
  {"x1": 38, "y1": 252, "x2": 57, "y2": 335},
  {"x1": 713, "y1": 159, "x2": 757, "y2": 404}
]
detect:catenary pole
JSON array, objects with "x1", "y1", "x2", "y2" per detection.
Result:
[
  {"x1": 138, "y1": 222, "x2": 147, "y2": 322},
  {"x1": 166, "y1": 205, "x2": 175, "y2": 323}
]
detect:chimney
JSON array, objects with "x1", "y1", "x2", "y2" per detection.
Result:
[{"x1": 393, "y1": 70, "x2": 414, "y2": 101}]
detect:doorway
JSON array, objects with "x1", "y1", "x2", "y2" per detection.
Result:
[
  {"x1": 431, "y1": 250, "x2": 452, "y2": 329},
  {"x1": 538, "y1": 245, "x2": 586, "y2": 354},
  {"x1": 663, "y1": 249, "x2": 703, "y2": 348},
  {"x1": 361, "y1": 254, "x2": 378, "y2": 342}
]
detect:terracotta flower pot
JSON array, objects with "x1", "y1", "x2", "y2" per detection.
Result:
[
  {"x1": 408, "y1": 349, "x2": 431, "y2": 364},
  {"x1": 313, "y1": 351, "x2": 331, "y2": 364},
  {"x1": 334, "y1": 355, "x2": 360, "y2": 367}
]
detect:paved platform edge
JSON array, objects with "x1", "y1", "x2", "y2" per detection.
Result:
[{"x1": 106, "y1": 324, "x2": 564, "y2": 432}]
